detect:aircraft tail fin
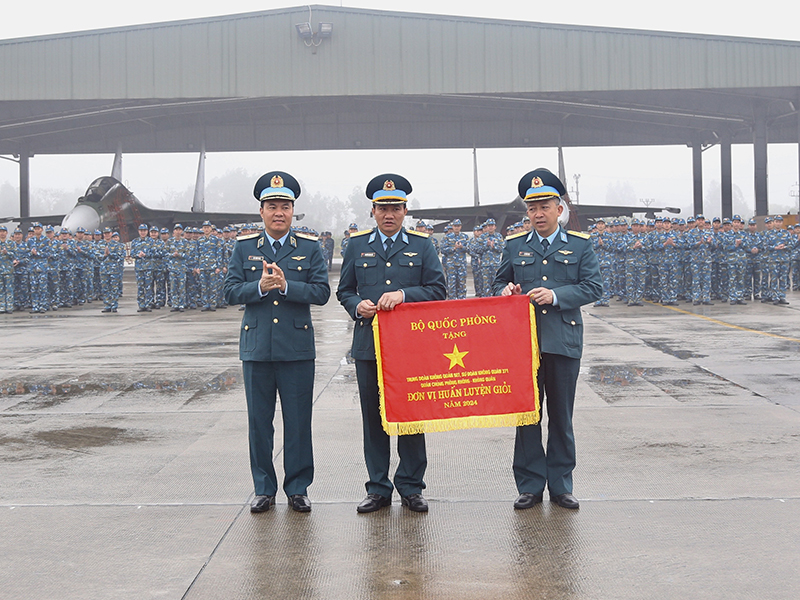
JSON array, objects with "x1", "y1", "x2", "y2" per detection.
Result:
[
  {"x1": 192, "y1": 144, "x2": 205, "y2": 213},
  {"x1": 111, "y1": 144, "x2": 122, "y2": 181}
]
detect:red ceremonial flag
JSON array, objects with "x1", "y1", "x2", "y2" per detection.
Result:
[{"x1": 372, "y1": 295, "x2": 540, "y2": 435}]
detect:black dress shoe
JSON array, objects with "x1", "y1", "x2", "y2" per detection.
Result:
[
  {"x1": 357, "y1": 493, "x2": 391, "y2": 513},
  {"x1": 550, "y1": 493, "x2": 580, "y2": 509},
  {"x1": 250, "y1": 495, "x2": 276, "y2": 513},
  {"x1": 736, "y1": 300, "x2": 747, "y2": 305},
  {"x1": 401, "y1": 493, "x2": 429, "y2": 512},
  {"x1": 702, "y1": 301, "x2": 714, "y2": 305},
  {"x1": 513, "y1": 493, "x2": 543, "y2": 509},
  {"x1": 288, "y1": 494, "x2": 312, "y2": 512}
]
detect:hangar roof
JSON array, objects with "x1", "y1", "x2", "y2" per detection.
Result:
[{"x1": 1, "y1": 5, "x2": 799, "y2": 154}]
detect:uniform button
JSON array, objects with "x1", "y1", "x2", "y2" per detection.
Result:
[
  {"x1": 359, "y1": 321, "x2": 363, "y2": 326},
  {"x1": 542, "y1": 276, "x2": 548, "y2": 281},
  {"x1": 363, "y1": 262, "x2": 368, "y2": 267},
  {"x1": 297, "y1": 266, "x2": 302, "y2": 271},
  {"x1": 409, "y1": 261, "x2": 413, "y2": 266},
  {"x1": 386, "y1": 279, "x2": 391, "y2": 285},
  {"x1": 304, "y1": 325, "x2": 308, "y2": 329},
  {"x1": 543, "y1": 259, "x2": 548, "y2": 265},
  {"x1": 521, "y1": 261, "x2": 526, "y2": 265},
  {"x1": 542, "y1": 309, "x2": 548, "y2": 314},
  {"x1": 244, "y1": 325, "x2": 249, "y2": 331},
  {"x1": 273, "y1": 300, "x2": 279, "y2": 305},
  {"x1": 273, "y1": 318, "x2": 278, "y2": 323},
  {"x1": 571, "y1": 320, "x2": 576, "y2": 325},
  {"x1": 251, "y1": 266, "x2": 256, "y2": 271},
  {"x1": 386, "y1": 262, "x2": 391, "y2": 267}
]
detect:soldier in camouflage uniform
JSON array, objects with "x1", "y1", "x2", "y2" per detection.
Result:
[
  {"x1": 653, "y1": 218, "x2": 682, "y2": 305},
  {"x1": 165, "y1": 224, "x2": 189, "y2": 311},
  {"x1": 55, "y1": 228, "x2": 76, "y2": 308},
  {"x1": 340, "y1": 223, "x2": 358, "y2": 258},
  {"x1": 790, "y1": 225, "x2": 800, "y2": 291},
  {"x1": 766, "y1": 215, "x2": 791, "y2": 305},
  {"x1": 197, "y1": 220, "x2": 223, "y2": 311},
  {"x1": 0, "y1": 225, "x2": 17, "y2": 313},
  {"x1": 622, "y1": 219, "x2": 647, "y2": 306},
  {"x1": 131, "y1": 224, "x2": 155, "y2": 312},
  {"x1": 722, "y1": 215, "x2": 748, "y2": 305},
  {"x1": 590, "y1": 218, "x2": 613, "y2": 306},
  {"x1": 95, "y1": 228, "x2": 123, "y2": 312},
  {"x1": 440, "y1": 218, "x2": 469, "y2": 299},
  {"x1": 685, "y1": 215, "x2": 715, "y2": 305},
  {"x1": 12, "y1": 229, "x2": 30, "y2": 311},
  {"x1": 426, "y1": 224, "x2": 439, "y2": 258},
  {"x1": 478, "y1": 218, "x2": 505, "y2": 298},
  {"x1": 92, "y1": 229, "x2": 103, "y2": 301},
  {"x1": 72, "y1": 228, "x2": 91, "y2": 304},
  {"x1": 27, "y1": 223, "x2": 51, "y2": 313},
  {"x1": 743, "y1": 218, "x2": 761, "y2": 300},
  {"x1": 153, "y1": 227, "x2": 169, "y2": 308},
  {"x1": 467, "y1": 224, "x2": 484, "y2": 297}
]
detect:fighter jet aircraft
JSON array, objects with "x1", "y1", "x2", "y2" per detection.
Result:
[
  {"x1": 0, "y1": 175, "x2": 263, "y2": 242},
  {"x1": 409, "y1": 196, "x2": 680, "y2": 233}
]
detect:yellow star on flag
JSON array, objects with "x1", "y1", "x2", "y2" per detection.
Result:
[{"x1": 444, "y1": 344, "x2": 469, "y2": 370}]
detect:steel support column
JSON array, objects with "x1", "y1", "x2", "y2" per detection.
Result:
[
  {"x1": 753, "y1": 104, "x2": 768, "y2": 216},
  {"x1": 19, "y1": 152, "x2": 30, "y2": 219},
  {"x1": 692, "y1": 141, "x2": 703, "y2": 216},
  {"x1": 720, "y1": 135, "x2": 733, "y2": 219}
]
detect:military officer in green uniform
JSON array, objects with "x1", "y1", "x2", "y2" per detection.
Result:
[
  {"x1": 224, "y1": 171, "x2": 330, "y2": 514},
  {"x1": 492, "y1": 168, "x2": 602, "y2": 511},
  {"x1": 337, "y1": 173, "x2": 446, "y2": 514}
]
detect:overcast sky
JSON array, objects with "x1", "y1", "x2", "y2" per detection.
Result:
[{"x1": 2, "y1": 1, "x2": 799, "y2": 218}]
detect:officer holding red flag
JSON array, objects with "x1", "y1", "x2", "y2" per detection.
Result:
[
  {"x1": 492, "y1": 168, "x2": 602, "y2": 510},
  {"x1": 337, "y1": 174, "x2": 446, "y2": 513}
]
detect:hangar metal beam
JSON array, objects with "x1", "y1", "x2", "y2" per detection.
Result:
[
  {"x1": 721, "y1": 135, "x2": 733, "y2": 219},
  {"x1": 753, "y1": 103, "x2": 769, "y2": 216}
]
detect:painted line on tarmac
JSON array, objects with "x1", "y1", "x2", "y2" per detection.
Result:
[{"x1": 647, "y1": 301, "x2": 800, "y2": 343}]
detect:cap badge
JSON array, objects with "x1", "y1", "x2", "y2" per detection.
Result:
[
  {"x1": 531, "y1": 176, "x2": 544, "y2": 188},
  {"x1": 383, "y1": 180, "x2": 396, "y2": 191},
  {"x1": 271, "y1": 175, "x2": 284, "y2": 188}
]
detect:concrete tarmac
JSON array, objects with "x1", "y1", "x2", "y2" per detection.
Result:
[{"x1": 1, "y1": 269, "x2": 799, "y2": 599}]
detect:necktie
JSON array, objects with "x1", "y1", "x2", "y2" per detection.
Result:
[
  {"x1": 384, "y1": 237, "x2": 393, "y2": 253},
  {"x1": 541, "y1": 237, "x2": 550, "y2": 252},
  {"x1": 272, "y1": 240, "x2": 281, "y2": 254}
]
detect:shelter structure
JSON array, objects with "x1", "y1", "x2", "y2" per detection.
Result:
[{"x1": 2, "y1": 5, "x2": 800, "y2": 217}]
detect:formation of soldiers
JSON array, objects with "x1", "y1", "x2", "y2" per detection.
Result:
[
  {"x1": 1, "y1": 223, "x2": 127, "y2": 314},
  {"x1": 0, "y1": 220, "x2": 340, "y2": 315},
  {"x1": 590, "y1": 215, "x2": 800, "y2": 307},
  {"x1": 3, "y1": 212, "x2": 798, "y2": 315}
]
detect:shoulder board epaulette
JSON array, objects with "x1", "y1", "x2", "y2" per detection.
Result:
[
  {"x1": 294, "y1": 232, "x2": 319, "y2": 242},
  {"x1": 505, "y1": 231, "x2": 528, "y2": 241},
  {"x1": 350, "y1": 229, "x2": 373, "y2": 238},
  {"x1": 407, "y1": 229, "x2": 430, "y2": 238},
  {"x1": 567, "y1": 230, "x2": 591, "y2": 239},
  {"x1": 236, "y1": 233, "x2": 260, "y2": 241}
]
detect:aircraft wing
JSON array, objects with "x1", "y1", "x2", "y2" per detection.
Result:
[
  {"x1": 575, "y1": 204, "x2": 681, "y2": 219},
  {"x1": 0, "y1": 214, "x2": 66, "y2": 227},
  {"x1": 409, "y1": 199, "x2": 526, "y2": 233},
  {"x1": 140, "y1": 210, "x2": 261, "y2": 228}
]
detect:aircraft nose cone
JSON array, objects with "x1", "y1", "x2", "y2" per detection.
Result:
[{"x1": 62, "y1": 204, "x2": 100, "y2": 233}]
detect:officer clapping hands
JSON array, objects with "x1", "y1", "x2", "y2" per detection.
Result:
[{"x1": 259, "y1": 260, "x2": 286, "y2": 293}]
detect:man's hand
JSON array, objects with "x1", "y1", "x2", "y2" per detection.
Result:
[
  {"x1": 356, "y1": 298, "x2": 377, "y2": 318},
  {"x1": 376, "y1": 290, "x2": 403, "y2": 311},
  {"x1": 259, "y1": 261, "x2": 286, "y2": 294},
  {"x1": 527, "y1": 287, "x2": 554, "y2": 305},
  {"x1": 501, "y1": 282, "x2": 522, "y2": 296}
]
